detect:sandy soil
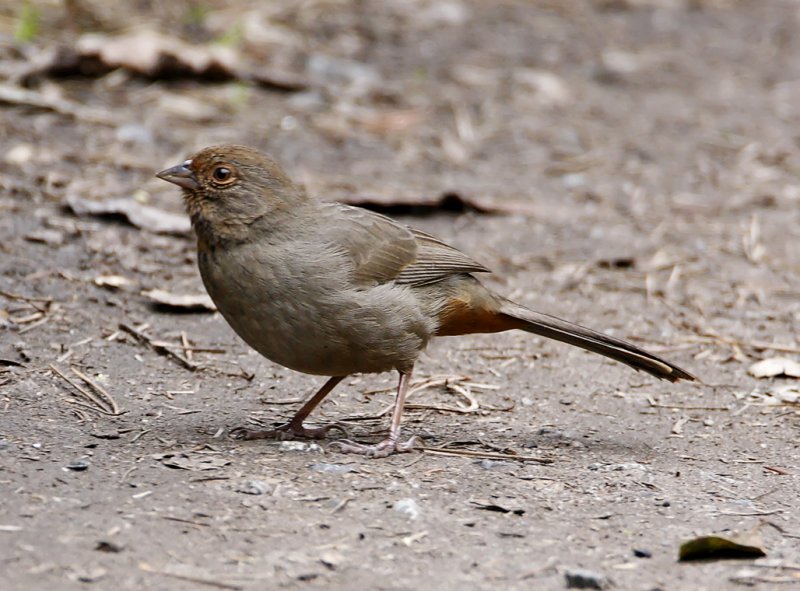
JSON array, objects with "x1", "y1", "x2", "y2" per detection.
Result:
[{"x1": 1, "y1": 1, "x2": 799, "y2": 590}]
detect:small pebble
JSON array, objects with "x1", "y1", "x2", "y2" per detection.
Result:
[
  {"x1": 633, "y1": 548, "x2": 652, "y2": 558},
  {"x1": 90, "y1": 430, "x2": 121, "y2": 440},
  {"x1": 278, "y1": 441, "x2": 322, "y2": 453},
  {"x1": 562, "y1": 173, "x2": 586, "y2": 189},
  {"x1": 76, "y1": 567, "x2": 107, "y2": 583},
  {"x1": 95, "y1": 540, "x2": 124, "y2": 553},
  {"x1": 5, "y1": 143, "x2": 34, "y2": 165},
  {"x1": 394, "y1": 498, "x2": 420, "y2": 520},
  {"x1": 475, "y1": 459, "x2": 514, "y2": 471},
  {"x1": 564, "y1": 568, "x2": 610, "y2": 590},
  {"x1": 588, "y1": 462, "x2": 647, "y2": 472},
  {"x1": 237, "y1": 480, "x2": 270, "y2": 495},
  {"x1": 66, "y1": 459, "x2": 90, "y2": 471},
  {"x1": 280, "y1": 115, "x2": 298, "y2": 131},
  {"x1": 538, "y1": 427, "x2": 566, "y2": 438},
  {"x1": 309, "y1": 462, "x2": 354, "y2": 474}
]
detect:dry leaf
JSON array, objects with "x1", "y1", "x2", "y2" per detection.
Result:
[
  {"x1": 25, "y1": 229, "x2": 65, "y2": 245},
  {"x1": 748, "y1": 357, "x2": 800, "y2": 379},
  {"x1": 142, "y1": 289, "x2": 216, "y2": 312},
  {"x1": 744, "y1": 385, "x2": 800, "y2": 406},
  {"x1": 158, "y1": 453, "x2": 230, "y2": 471},
  {"x1": 763, "y1": 384, "x2": 800, "y2": 405},
  {"x1": 339, "y1": 191, "x2": 540, "y2": 216},
  {"x1": 770, "y1": 384, "x2": 800, "y2": 404},
  {"x1": 95, "y1": 275, "x2": 132, "y2": 289},
  {"x1": 679, "y1": 527, "x2": 766, "y2": 561},
  {"x1": 31, "y1": 31, "x2": 307, "y2": 91},
  {"x1": 77, "y1": 31, "x2": 237, "y2": 79},
  {"x1": 469, "y1": 500, "x2": 525, "y2": 515},
  {"x1": 66, "y1": 195, "x2": 190, "y2": 235}
]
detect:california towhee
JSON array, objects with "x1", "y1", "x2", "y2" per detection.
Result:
[{"x1": 157, "y1": 145, "x2": 695, "y2": 457}]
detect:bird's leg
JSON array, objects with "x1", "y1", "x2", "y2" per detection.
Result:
[
  {"x1": 331, "y1": 369, "x2": 421, "y2": 457},
  {"x1": 230, "y1": 375, "x2": 348, "y2": 441}
]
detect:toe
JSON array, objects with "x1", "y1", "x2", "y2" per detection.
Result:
[
  {"x1": 329, "y1": 436, "x2": 420, "y2": 457},
  {"x1": 229, "y1": 427, "x2": 276, "y2": 441},
  {"x1": 396, "y1": 435, "x2": 422, "y2": 452},
  {"x1": 328, "y1": 439, "x2": 367, "y2": 454}
]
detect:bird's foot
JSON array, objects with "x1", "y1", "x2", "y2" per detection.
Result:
[
  {"x1": 230, "y1": 421, "x2": 347, "y2": 441},
  {"x1": 330, "y1": 435, "x2": 422, "y2": 458}
]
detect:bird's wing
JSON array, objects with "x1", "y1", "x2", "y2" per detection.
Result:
[
  {"x1": 320, "y1": 204, "x2": 490, "y2": 286},
  {"x1": 400, "y1": 227, "x2": 490, "y2": 285}
]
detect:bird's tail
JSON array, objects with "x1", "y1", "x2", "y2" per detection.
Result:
[{"x1": 499, "y1": 302, "x2": 696, "y2": 383}]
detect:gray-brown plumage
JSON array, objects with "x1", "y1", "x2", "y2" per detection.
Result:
[{"x1": 157, "y1": 145, "x2": 696, "y2": 457}]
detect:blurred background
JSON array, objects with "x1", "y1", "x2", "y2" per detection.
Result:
[
  {"x1": 2, "y1": 0, "x2": 798, "y2": 216},
  {"x1": 3, "y1": 0, "x2": 799, "y2": 315},
  {"x1": 1, "y1": 2, "x2": 799, "y2": 589}
]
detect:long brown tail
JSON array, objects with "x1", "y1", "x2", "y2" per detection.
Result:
[{"x1": 500, "y1": 302, "x2": 696, "y2": 383}]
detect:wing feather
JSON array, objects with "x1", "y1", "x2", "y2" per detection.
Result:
[{"x1": 319, "y1": 204, "x2": 489, "y2": 286}]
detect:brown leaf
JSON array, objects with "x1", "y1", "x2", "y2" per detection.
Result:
[
  {"x1": 32, "y1": 31, "x2": 307, "y2": 91},
  {"x1": 679, "y1": 527, "x2": 766, "y2": 561},
  {"x1": 66, "y1": 195, "x2": 190, "y2": 235},
  {"x1": 339, "y1": 191, "x2": 540, "y2": 216}
]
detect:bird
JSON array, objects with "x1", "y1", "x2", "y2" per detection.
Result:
[{"x1": 156, "y1": 145, "x2": 695, "y2": 457}]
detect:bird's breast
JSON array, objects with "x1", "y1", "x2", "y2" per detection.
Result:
[{"x1": 197, "y1": 242, "x2": 435, "y2": 376}]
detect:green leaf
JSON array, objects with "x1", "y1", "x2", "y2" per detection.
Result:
[{"x1": 15, "y1": 2, "x2": 40, "y2": 45}]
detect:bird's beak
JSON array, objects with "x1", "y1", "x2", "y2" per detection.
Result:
[{"x1": 156, "y1": 160, "x2": 199, "y2": 190}]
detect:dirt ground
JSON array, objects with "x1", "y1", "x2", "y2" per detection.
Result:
[{"x1": 2, "y1": 1, "x2": 799, "y2": 589}]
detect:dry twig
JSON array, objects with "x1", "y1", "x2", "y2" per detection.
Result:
[
  {"x1": 683, "y1": 331, "x2": 800, "y2": 355},
  {"x1": 647, "y1": 397, "x2": 731, "y2": 411},
  {"x1": 70, "y1": 367, "x2": 119, "y2": 415},
  {"x1": 138, "y1": 563, "x2": 242, "y2": 590},
  {"x1": 49, "y1": 364, "x2": 119, "y2": 415},
  {"x1": 350, "y1": 375, "x2": 490, "y2": 420},
  {"x1": 181, "y1": 332, "x2": 192, "y2": 362},
  {"x1": 119, "y1": 322, "x2": 198, "y2": 371},
  {"x1": 149, "y1": 341, "x2": 226, "y2": 354},
  {"x1": 422, "y1": 446, "x2": 553, "y2": 464}
]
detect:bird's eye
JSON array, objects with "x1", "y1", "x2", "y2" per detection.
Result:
[{"x1": 211, "y1": 165, "x2": 235, "y2": 184}]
